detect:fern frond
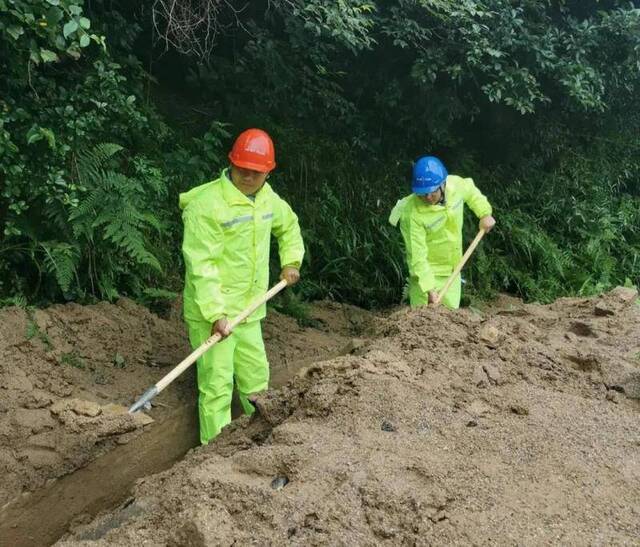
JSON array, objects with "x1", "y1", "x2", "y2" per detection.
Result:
[
  {"x1": 77, "y1": 143, "x2": 123, "y2": 184},
  {"x1": 40, "y1": 241, "x2": 80, "y2": 293}
]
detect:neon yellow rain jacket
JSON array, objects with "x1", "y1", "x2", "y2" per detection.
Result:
[
  {"x1": 180, "y1": 169, "x2": 304, "y2": 324},
  {"x1": 389, "y1": 175, "x2": 492, "y2": 300}
]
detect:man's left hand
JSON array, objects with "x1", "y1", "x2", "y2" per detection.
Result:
[
  {"x1": 280, "y1": 266, "x2": 300, "y2": 286},
  {"x1": 479, "y1": 215, "x2": 496, "y2": 233}
]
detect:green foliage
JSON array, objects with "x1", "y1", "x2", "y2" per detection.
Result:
[
  {"x1": 270, "y1": 290, "x2": 318, "y2": 328},
  {"x1": 0, "y1": 0, "x2": 104, "y2": 68},
  {"x1": 1, "y1": 0, "x2": 640, "y2": 310},
  {"x1": 0, "y1": 1, "x2": 183, "y2": 303},
  {"x1": 60, "y1": 351, "x2": 85, "y2": 369},
  {"x1": 68, "y1": 143, "x2": 168, "y2": 299},
  {"x1": 25, "y1": 312, "x2": 51, "y2": 349}
]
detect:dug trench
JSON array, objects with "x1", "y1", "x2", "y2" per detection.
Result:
[
  {"x1": 0, "y1": 298, "x2": 374, "y2": 547},
  {"x1": 50, "y1": 287, "x2": 640, "y2": 545}
]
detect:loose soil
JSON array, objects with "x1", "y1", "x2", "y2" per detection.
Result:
[
  {"x1": 51, "y1": 287, "x2": 640, "y2": 546},
  {"x1": 0, "y1": 297, "x2": 373, "y2": 546}
]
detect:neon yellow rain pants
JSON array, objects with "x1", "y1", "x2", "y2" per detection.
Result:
[
  {"x1": 187, "y1": 320, "x2": 268, "y2": 444},
  {"x1": 408, "y1": 273, "x2": 462, "y2": 309},
  {"x1": 389, "y1": 175, "x2": 492, "y2": 310}
]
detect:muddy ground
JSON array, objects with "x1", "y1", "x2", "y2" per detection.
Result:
[
  {"x1": 0, "y1": 296, "x2": 373, "y2": 545},
  {"x1": 45, "y1": 287, "x2": 640, "y2": 546}
]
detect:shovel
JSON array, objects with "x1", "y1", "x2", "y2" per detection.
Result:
[
  {"x1": 435, "y1": 229, "x2": 486, "y2": 305},
  {"x1": 129, "y1": 279, "x2": 288, "y2": 414}
]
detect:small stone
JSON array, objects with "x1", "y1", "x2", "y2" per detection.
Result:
[
  {"x1": 510, "y1": 404, "x2": 529, "y2": 416},
  {"x1": 479, "y1": 324, "x2": 501, "y2": 346},
  {"x1": 466, "y1": 420, "x2": 478, "y2": 427},
  {"x1": 271, "y1": 476, "x2": 289, "y2": 490},
  {"x1": 381, "y1": 420, "x2": 396, "y2": 432}
]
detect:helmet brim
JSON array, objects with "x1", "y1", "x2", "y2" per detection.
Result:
[
  {"x1": 412, "y1": 184, "x2": 442, "y2": 195},
  {"x1": 229, "y1": 157, "x2": 275, "y2": 173}
]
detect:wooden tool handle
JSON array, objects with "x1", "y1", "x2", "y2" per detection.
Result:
[
  {"x1": 436, "y1": 229, "x2": 485, "y2": 303},
  {"x1": 155, "y1": 279, "x2": 288, "y2": 393}
]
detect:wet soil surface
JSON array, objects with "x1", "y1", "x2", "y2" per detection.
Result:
[
  {"x1": 0, "y1": 297, "x2": 373, "y2": 545},
  {"x1": 47, "y1": 287, "x2": 640, "y2": 546}
]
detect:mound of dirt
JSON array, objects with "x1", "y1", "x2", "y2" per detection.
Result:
[
  {"x1": 0, "y1": 299, "x2": 190, "y2": 508},
  {"x1": 0, "y1": 298, "x2": 371, "y2": 514},
  {"x1": 58, "y1": 288, "x2": 640, "y2": 545}
]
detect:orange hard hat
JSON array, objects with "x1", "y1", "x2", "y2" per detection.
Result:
[{"x1": 228, "y1": 128, "x2": 276, "y2": 172}]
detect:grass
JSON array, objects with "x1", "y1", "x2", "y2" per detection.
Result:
[
  {"x1": 60, "y1": 351, "x2": 86, "y2": 369},
  {"x1": 25, "y1": 311, "x2": 52, "y2": 350}
]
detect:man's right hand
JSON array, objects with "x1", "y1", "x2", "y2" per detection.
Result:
[
  {"x1": 212, "y1": 317, "x2": 231, "y2": 338},
  {"x1": 428, "y1": 291, "x2": 441, "y2": 306}
]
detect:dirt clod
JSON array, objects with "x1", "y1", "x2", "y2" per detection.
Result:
[{"x1": 381, "y1": 420, "x2": 396, "y2": 432}]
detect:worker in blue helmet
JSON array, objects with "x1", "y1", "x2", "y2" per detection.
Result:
[{"x1": 389, "y1": 156, "x2": 496, "y2": 309}]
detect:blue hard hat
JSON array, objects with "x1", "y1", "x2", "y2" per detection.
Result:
[{"x1": 412, "y1": 156, "x2": 448, "y2": 195}]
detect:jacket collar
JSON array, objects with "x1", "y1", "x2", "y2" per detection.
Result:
[{"x1": 220, "y1": 168, "x2": 272, "y2": 206}]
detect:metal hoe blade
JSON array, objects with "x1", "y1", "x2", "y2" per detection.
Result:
[{"x1": 128, "y1": 386, "x2": 158, "y2": 414}]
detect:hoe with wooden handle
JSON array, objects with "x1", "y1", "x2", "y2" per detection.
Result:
[
  {"x1": 129, "y1": 279, "x2": 288, "y2": 414},
  {"x1": 435, "y1": 229, "x2": 486, "y2": 305}
]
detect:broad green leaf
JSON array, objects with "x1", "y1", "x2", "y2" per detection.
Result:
[
  {"x1": 40, "y1": 49, "x2": 59, "y2": 63},
  {"x1": 46, "y1": 7, "x2": 63, "y2": 25},
  {"x1": 41, "y1": 128, "x2": 56, "y2": 149},
  {"x1": 26, "y1": 126, "x2": 43, "y2": 144},
  {"x1": 66, "y1": 47, "x2": 81, "y2": 60},
  {"x1": 79, "y1": 33, "x2": 90, "y2": 47},
  {"x1": 69, "y1": 5, "x2": 82, "y2": 15},
  {"x1": 63, "y1": 20, "x2": 78, "y2": 38},
  {"x1": 7, "y1": 25, "x2": 24, "y2": 40},
  {"x1": 46, "y1": 0, "x2": 60, "y2": 5},
  {"x1": 79, "y1": 17, "x2": 90, "y2": 29}
]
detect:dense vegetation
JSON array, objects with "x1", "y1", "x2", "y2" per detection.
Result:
[{"x1": 2, "y1": 0, "x2": 639, "y2": 310}]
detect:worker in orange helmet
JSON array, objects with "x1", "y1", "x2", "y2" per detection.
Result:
[{"x1": 180, "y1": 129, "x2": 305, "y2": 443}]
